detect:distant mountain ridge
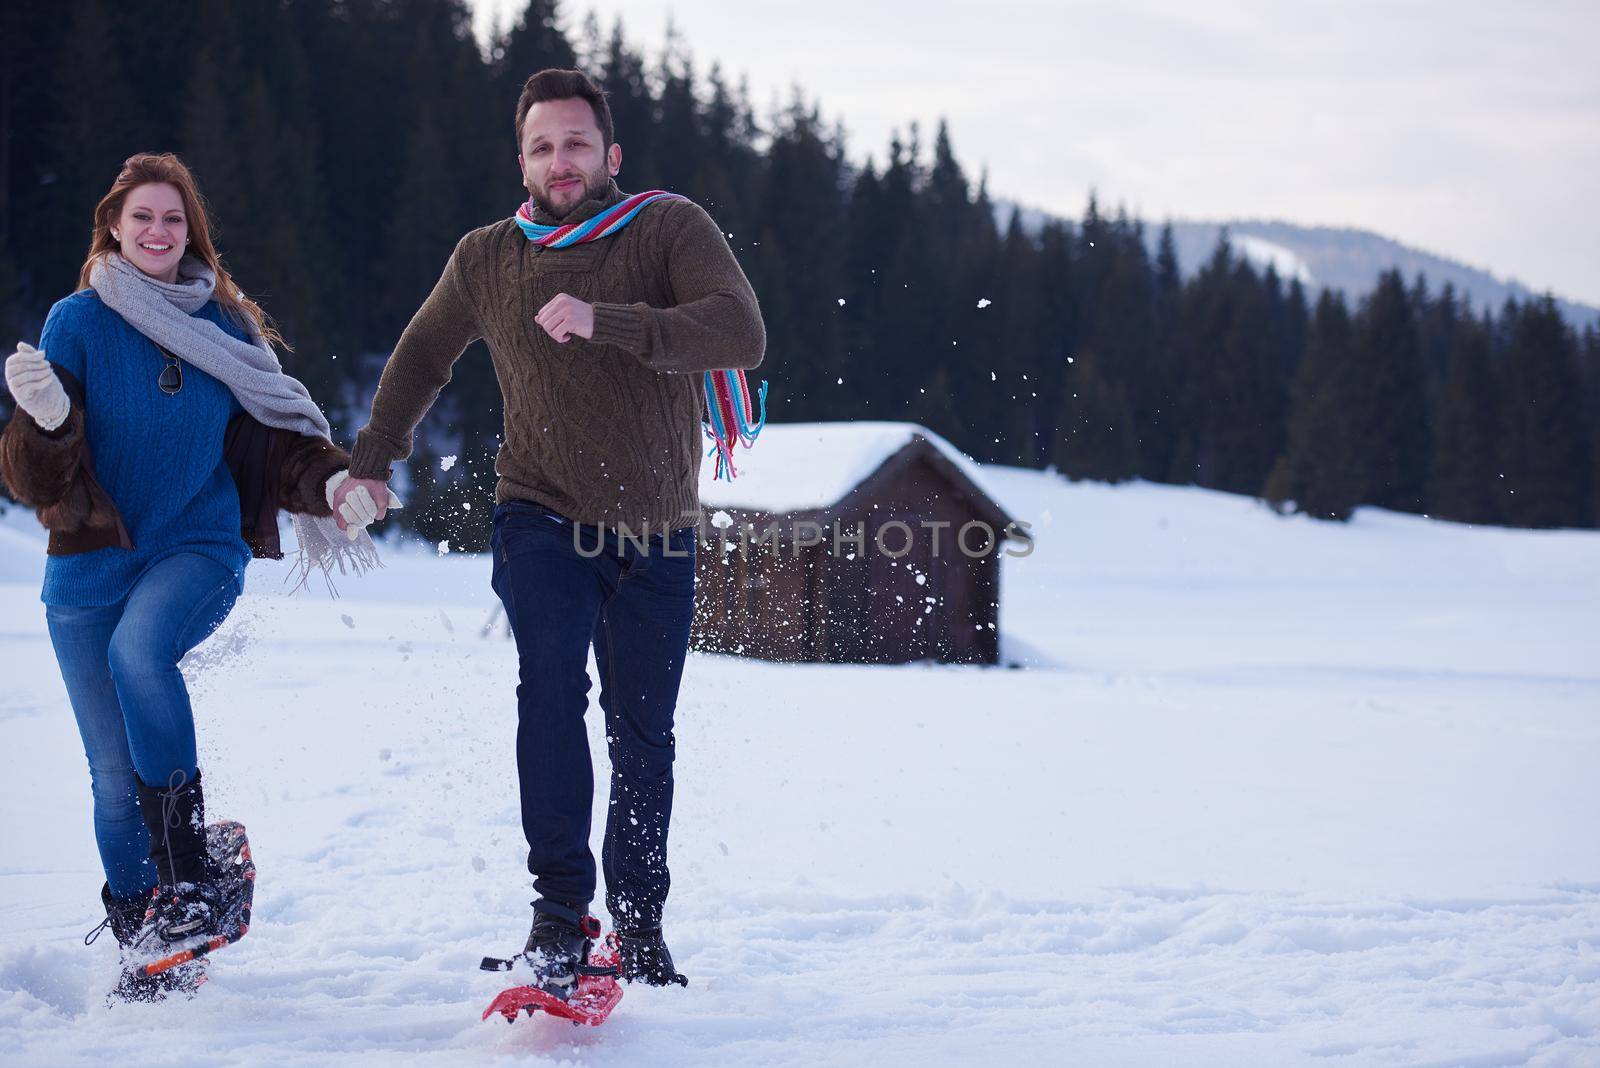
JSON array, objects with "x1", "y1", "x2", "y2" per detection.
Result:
[{"x1": 995, "y1": 201, "x2": 1600, "y2": 333}]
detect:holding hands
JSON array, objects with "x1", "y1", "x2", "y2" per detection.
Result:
[
  {"x1": 534, "y1": 293, "x2": 594, "y2": 344},
  {"x1": 5, "y1": 343, "x2": 69, "y2": 431},
  {"x1": 325, "y1": 470, "x2": 402, "y2": 541}
]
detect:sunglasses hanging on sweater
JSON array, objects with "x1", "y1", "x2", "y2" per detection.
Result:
[{"x1": 157, "y1": 344, "x2": 182, "y2": 395}]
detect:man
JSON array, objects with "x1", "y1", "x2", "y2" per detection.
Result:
[{"x1": 333, "y1": 68, "x2": 764, "y2": 991}]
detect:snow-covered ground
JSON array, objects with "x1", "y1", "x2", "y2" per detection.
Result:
[{"x1": 1, "y1": 468, "x2": 1597, "y2": 1066}]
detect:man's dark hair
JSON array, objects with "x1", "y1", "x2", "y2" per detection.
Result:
[{"x1": 515, "y1": 69, "x2": 614, "y2": 147}]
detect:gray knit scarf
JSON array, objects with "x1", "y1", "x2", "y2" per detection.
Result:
[{"x1": 89, "y1": 252, "x2": 379, "y2": 591}]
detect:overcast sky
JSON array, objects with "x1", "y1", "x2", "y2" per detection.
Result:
[{"x1": 471, "y1": 0, "x2": 1600, "y2": 306}]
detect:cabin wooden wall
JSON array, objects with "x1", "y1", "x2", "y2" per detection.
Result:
[{"x1": 690, "y1": 453, "x2": 1006, "y2": 665}]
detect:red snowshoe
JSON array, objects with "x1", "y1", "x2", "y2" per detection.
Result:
[{"x1": 481, "y1": 915, "x2": 624, "y2": 1027}]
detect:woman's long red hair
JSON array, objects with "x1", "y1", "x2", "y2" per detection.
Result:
[{"x1": 77, "y1": 153, "x2": 285, "y2": 349}]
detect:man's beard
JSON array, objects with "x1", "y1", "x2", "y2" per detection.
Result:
[{"x1": 529, "y1": 166, "x2": 610, "y2": 220}]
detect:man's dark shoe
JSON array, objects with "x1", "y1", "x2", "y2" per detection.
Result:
[
  {"x1": 520, "y1": 899, "x2": 588, "y2": 997},
  {"x1": 618, "y1": 926, "x2": 687, "y2": 987}
]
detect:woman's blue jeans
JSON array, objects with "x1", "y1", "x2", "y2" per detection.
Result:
[{"x1": 44, "y1": 553, "x2": 241, "y2": 898}]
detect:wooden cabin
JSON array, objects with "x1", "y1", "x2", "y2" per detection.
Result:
[{"x1": 691, "y1": 422, "x2": 1032, "y2": 665}]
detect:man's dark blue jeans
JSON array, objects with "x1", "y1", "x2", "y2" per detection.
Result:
[{"x1": 489, "y1": 499, "x2": 697, "y2": 932}]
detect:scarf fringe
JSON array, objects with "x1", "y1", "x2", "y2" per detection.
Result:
[
  {"x1": 285, "y1": 513, "x2": 384, "y2": 597},
  {"x1": 704, "y1": 372, "x2": 767, "y2": 482}
]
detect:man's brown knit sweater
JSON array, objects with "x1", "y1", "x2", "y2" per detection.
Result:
[{"x1": 348, "y1": 180, "x2": 765, "y2": 531}]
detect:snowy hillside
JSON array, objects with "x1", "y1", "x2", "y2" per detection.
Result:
[
  {"x1": 1161, "y1": 219, "x2": 1600, "y2": 330},
  {"x1": 994, "y1": 198, "x2": 1600, "y2": 329},
  {"x1": 1, "y1": 469, "x2": 1597, "y2": 1066}
]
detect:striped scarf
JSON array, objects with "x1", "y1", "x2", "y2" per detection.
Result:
[
  {"x1": 514, "y1": 189, "x2": 766, "y2": 481},
  {"x1": 514, "y1": 188, "x2": 681, "y2": 247}
]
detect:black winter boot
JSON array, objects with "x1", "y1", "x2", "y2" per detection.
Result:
[
  {"x1": 520, "y1": 899, "x2": 590, "y2": 997},
  {"x1": 132, "y1": 770, "x2": 222, "y2": 952},
  {"x1": 90, "y1": 883, "x2": 147, "y2": 948},
  {"x1": 88, "y1": 883, "x2": 202, "y2": 1003},
  {"x1": 617, "y1": 926, "x2": 688, "y2": 987},
  {"x1": 135, "y1": 770, "x2": 207, "y2": 887}
]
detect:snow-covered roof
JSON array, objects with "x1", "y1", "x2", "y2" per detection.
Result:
[{"x1": 698, "y1": 421, "x2": 1013, "y2": 516}]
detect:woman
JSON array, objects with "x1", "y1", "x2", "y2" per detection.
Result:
[{"x1": 0, "y1": 153, "x2": 392, "y2": 1000}]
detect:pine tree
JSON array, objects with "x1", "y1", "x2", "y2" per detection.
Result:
[
  {"x1": 977, "y1": 209, "x2": 1042, "y2": 465},
  {"x1": 383, "y1": 111, "x2": 456, "y2": 335},
  {"x1": 1217, "y1": 260, "x2": 1285, "y2": 495},
  {"x1": 923, "y1": 121, "x2": 970, "y2": 230},
  {"x1": 598, "y1": 20, "x2": 656, "y2": 185},
  {"x1": 1427, "y1": 311, "x2": 1500, "y2": 524},
  {"x1": 693, "y1": 63, "x2": 757, "y2": 239},
  {"x1": 229, "y1": 61, "x2": 342, "y2": 407},
  {"x1": 575, "y1": 10, "x2": 606, "y2": 72},
  {"x1": 1416, "y1": 278, "x2": 1460, "y2": 408},
  {"x1": 754, "y1": 95, "x2": 848, "y2": 424},
  {"x1": 650, "y1": 21, "x2": 703, "y2": 195},
  {"x1": 1051, "y1": 349, "x2": 1138, "y2": 481},
  {"x1": 1582, "y1": 325, "x2": 1600, "y2": 525},
  {"x1": 1497, "y1": 297, "x2": 1592, "y2": 527},
  {"x1": 840, "y1": 161, "x2": 888, "y2": 420},
  {"x1": 397, "y1": 1, "x2": 519, "y2": 461},
  {"x1": 496, "y1": 0, "x2": 577, "y2": 96},
  {"x1": 1078, "y1": 214, "x2": 1154, "y2": 478},
  {"x1": 380, "y1": 8, "x2": 474, "y2": 332},
  {"x1": 1354, "y1": 271, "x2": 1429, "y2": 513},
  {"x1": 913, "y1": 120, "x2": 1002, "y2": 447},
  {"x1": 1029, "y1": 220, "x2": 1079, "y2": 468},
  {"x1": 181, "y1": 46, "x2": 245, "y2": 226},
  {"x1": 1134, "y1": 223, "x2": 1183, "y2": 481},
  {"x1": 43, "y1": 0, "x2": 147, "y2": 302},
  {"x1": 1171, "y1": 236, "x2": 1284, "y2": 494},
  {"x1": 849, "y1": 130, "x2": 927, "y2": 426},
  {"x1": 1282, "y1": 291, "x2": 1365, "y2": 520}
]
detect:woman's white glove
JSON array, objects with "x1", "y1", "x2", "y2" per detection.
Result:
[
  {"x1": 4, "y1": 343, "x2": 70, "y2": 432},
  {"x1": 325, "y1": 470, "x2": 402, "y2": 542}
]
